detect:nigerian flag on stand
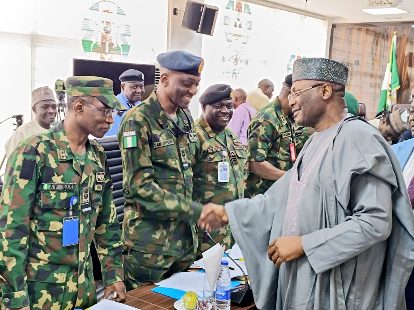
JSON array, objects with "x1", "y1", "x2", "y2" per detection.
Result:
[{"x1": 378, "y1": 32, "x2": 400, "y2": 112}]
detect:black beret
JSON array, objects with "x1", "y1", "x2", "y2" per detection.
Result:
[
  {"x1": 284, "y1": 74, "x2": 292, "y2": 87},
  {"x1": 200, "y1": 84, "x2": 232, "y2": 105},
  {"x1": 157, "y1": 50, "x2": 204, "y2": 76},
  {"x1": 119, "y1": 69, "x2": 144, "y2": 82}
]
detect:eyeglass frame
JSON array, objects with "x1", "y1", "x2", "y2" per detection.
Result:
[
  {"x1": 82, "y1": 100, "x2": 117, "y2": 119},
  {"x1": 288, "y1": 84, "x2": 325, "y2": 101}
]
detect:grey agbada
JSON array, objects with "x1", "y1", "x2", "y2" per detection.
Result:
[{"x1": 225, "y1": 117, "x2": 414, "y2": 309}]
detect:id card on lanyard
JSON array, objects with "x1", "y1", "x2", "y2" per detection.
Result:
[{"x1": 63, "y1": 196, "x2": 79, "y2": 247}]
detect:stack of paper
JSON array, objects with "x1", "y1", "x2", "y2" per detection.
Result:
[{"x1": 89, "y1": 299, "x2": 139, "y2": 309}]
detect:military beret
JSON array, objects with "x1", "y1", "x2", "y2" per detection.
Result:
[
  {"x1": 65, "y1": 76, "x2": 126, "y2": 111},
  {"x1": 119, "y1": 69, "x2": 144, "y2": 82},
  {"x1": 293, "y1": 58, "x2": 348, "y2": 86},
  {"x1": 32, "y1": 86, "x2": 56, "y2": 107},
  {"x1": 157, "y1": 50, "x2": 204, "y2": 76},
  {"x1": 284, "y1": 74, "x2": 292, "y2": 87},
  {"x1": 200, "y1": 84, "x2": 232, "y2": 105}
]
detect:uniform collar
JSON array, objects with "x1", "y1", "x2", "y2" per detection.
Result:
[
  {"x1": 50, "y1": 121, "x2": 102, "y2": 176},
  {"x1": 197, "y1": 116, "x2": 221, "y2": 139},
  {"x1": 147, "y1": 92, "x2": 192, "y2": 132}
]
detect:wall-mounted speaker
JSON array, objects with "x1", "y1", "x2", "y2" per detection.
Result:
[{"x1": 181, "y1": 1, "x2": 219, "y2": 36}]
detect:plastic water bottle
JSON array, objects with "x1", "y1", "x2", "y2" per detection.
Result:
[{"x1": 215, "y1": 259, "x2": 231, "y2": 310}]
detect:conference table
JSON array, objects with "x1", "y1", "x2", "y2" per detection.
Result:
[{"x1": 124, "y1": 284, "x2": 256, "y2": 310}]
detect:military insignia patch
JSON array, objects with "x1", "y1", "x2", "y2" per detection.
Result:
[
  {"x1": 123, "y1": 131, "x2": 137, "y2": 148},
  {"x1": 81, "y1": 188, "x2": 90, "y2": 204},
  {"x1": 188, "y1": 132, "x2": 198, "y2": 142},
  {"x1": 57, "y1": 149, "x2": 68, "y2": 160},
  {"x1": 95, "y1": 184, "x2": 103, "y2": 191},
  {"x1": 96, "y1": 172, "x2": 105, "y2": 183},
  {"x1": 198, "y1": 59, "x2": 204, "y2": 74}
]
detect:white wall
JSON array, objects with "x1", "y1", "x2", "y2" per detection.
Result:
[{"x1": 0, "y1": 0, "x2": 169, "y2": 166}]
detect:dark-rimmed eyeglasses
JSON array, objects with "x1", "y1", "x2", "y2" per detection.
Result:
[
  {"x1": 85, "y1": 102, "x2": 117, "y2": 119},
  {"x1": 288, "y1": 84, "x2": 324, "y2": 101}
]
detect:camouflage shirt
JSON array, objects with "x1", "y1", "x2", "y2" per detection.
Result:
[
  {"x1": 0, "y1": 122, "x2": 123, "y2": 309},
  {"x1": 119, "y1": 93, "x2": 202, "y2": 257},
  {"x1": 192, "y1": 117, "x2": 247, "y2": 249},
  {"x1": 245, "y1": 98, "x2": 310, "y2": 197}
]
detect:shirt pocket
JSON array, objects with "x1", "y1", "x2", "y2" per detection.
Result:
[{"x1": 37, "y1": 189, "x2": 76, "y2": 232}]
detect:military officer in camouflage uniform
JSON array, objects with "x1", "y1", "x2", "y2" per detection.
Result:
[
  {"x1": 245, "y1": 74, "x2": 310, "y2": 197},
  {"x1": 119, "y1": 50, "x2": 207, "y2": 289},
  {"x1": 192, "y1": 84, "x2": 246, "y2": 253},
  {"x1": 0, "y1": 76, "x2": 126, "y2": 309}
]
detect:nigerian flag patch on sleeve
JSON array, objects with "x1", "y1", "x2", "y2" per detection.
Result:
[{"x1": 123, "y1": 131, "x2": 137, "y2": 148}]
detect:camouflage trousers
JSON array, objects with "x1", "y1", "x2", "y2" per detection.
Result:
[
  {"x1": 197, "y1": 225, "x2": 234, "y2": 257},
  {"x1": 124, "y1": 246, "x2": 196, "y2": 291},
  {"x1": 13, "y1": 273, "x2": 97, "y2": 310}
]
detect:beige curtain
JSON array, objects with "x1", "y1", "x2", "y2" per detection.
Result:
[{"x1": 330, "y1": 23, "x2": 414, "y2": 119}]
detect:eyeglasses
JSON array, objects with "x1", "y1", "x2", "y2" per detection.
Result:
[
  {"x1": 85, "y1": 102, "x2": 117, "y2": 119},
  {"x1": 288, "y1": 84, "x2": 324, "y2": 101}
]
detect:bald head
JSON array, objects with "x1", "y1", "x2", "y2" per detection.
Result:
[
  {"x1": 258, "y1": 79, "x2": 274, "y2": 99},
  {"x1": 231, "y1": 88, "x2": 247, "y2": 109}
]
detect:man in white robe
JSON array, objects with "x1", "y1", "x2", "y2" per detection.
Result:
[
  {"x1": 4, "y1": 86, "x2": 57, "y2": 157},
  {"x1": 198, "y1": 58, "x2": 414, "y2": 310}
]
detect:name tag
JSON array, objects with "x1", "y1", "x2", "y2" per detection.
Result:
[
  {"x1": 153, "y1": 139, "x2": 174, "y2": 149},
  {"x1": 42, "y1": 183, "x2": 76, "y2": 192}
]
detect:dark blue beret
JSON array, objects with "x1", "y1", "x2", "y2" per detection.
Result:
[
  {"x1": 200, "y1": 84, "x2": 232, "y2": 105},
  {"x1": 119, "y1": 69, "x2": 144, "y2": 82},
  {"x1": 157, "y1": 50, "x2": 204, "y2": 76}
]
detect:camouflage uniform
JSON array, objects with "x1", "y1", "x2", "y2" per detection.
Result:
[
  {"x1": 192, "y1": 117, "x2": 246, "y2": 253},
  {"x1": 119, "y1": 93, "x2": 202, "y2": 289},
  {"x1": 245, "y1": 98, "x2": 309, "y2": 197},
  {"x1": 0, "y1": 122, "x2": 123, "y2": 309}
]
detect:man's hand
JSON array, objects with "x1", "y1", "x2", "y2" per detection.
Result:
[
  {"x1": 103, "y1": 281, "x2": 126, "y2": 302},
  {"x1": 198, "y1": 203, "x2": 229, "y2": 232},
  {"x1": 267, "y1": 236, "x2": 304, "y2": 267}
]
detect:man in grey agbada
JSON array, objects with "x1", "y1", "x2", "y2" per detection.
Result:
[{"x1": 198, "y1": 58, "x2": 414, "y2": 309}]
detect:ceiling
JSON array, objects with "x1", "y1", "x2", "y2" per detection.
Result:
[{"x1": 262, "y1": 0, "x2": 414, "y2": 23}]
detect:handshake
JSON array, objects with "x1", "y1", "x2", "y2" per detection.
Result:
[{"x1": 198, "y1": 203, "x2": 229, "y2": 232}]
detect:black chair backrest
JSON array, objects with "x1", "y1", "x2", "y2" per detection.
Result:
[{"x1": 96, "y1": 135, "x2": 125, "y2": 223}]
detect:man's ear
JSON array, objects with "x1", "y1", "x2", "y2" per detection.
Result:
[
  {"x1": 73, "y1": 99, "x2": 85, "y2": 114},
  {"x1": 321, "y1": 84, "x2": 334, "y2": 100},
  {"x1": 160, "y1": 73, "x2": 169, "y2": 87},
  {"x1": 201, "y1": 104, "x2": 207, "y2": 113}
]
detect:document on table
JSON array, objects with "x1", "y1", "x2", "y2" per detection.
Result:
[
  {"x1": 89, "y1": 299, "x2": 139, "y2": 310},
  {"x1": 155, "y1": 272, "x2": 206, "y2": 295}
]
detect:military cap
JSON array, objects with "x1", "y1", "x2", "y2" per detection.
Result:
[
  {"x1": 293, "y1": 58, "x2": 348, "y2": 86},
  {"x1": 119, "y1": 69, "x2": 145, "y2": 82},
  {"x1": 283, "y1": 74, "x2": 292, "y2": 87},
  {"x1": 200, "y1": 84, "x2": 232, "y2": 105},
  {"x1": 157, "y1": 50, "x2": 204, "y2": 76},
  {"x1": 65, "y1": 76, "x2": 126, "y2": 111},
  {"x1": 32, "y1": 86, "x2": 56, "y2": 107}
]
